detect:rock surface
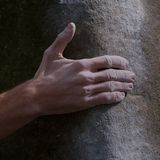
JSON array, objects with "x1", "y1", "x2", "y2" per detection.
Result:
[{"x1": 0, "y1": 0, "x2": 159, "y2": 160}]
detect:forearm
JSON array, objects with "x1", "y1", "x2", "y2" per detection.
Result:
[{"x1": 0, "y1": 80, "x2": 39, "y2": 139}]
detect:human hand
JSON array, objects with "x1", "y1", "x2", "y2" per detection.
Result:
[{"x1": 32, "y1": 22, "x2": 136, "y2": 115}]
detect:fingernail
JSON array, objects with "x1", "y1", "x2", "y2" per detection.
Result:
[
  {"x1": 129, "y1": 84, "x2": 133, "y2": 89},
  {"x1": 121, "y1": 92, "x2": 125, "y2": 98},
  {"x1": 66, "y1": 23, "x2": 74, "y2": 31}
]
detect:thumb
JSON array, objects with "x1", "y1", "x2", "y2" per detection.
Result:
[{"x1": 49, "y1": 22, "x2": 76, "y2": 59}]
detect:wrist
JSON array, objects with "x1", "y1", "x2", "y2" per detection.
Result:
[
  {"x1": 27, "y1": 77, "x2": 52, "y2": 116},
  {"x1": 24, "y1": 79, "x2": 42, "y2": 118},
  {"x1": 29, "y1": 76, "x2": 57, "y2": 116}
]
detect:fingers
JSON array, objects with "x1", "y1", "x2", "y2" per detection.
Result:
[
  {"x1": 45, "y1": 22, "x2": 76, "y2": 61},
  {"x1": 91, "y1": 81, "x2": 133, "y2": 94},
  {"x1": 52, "y1": 22, "x2": 76, "y2": 54},
  {"x1": 94, "y1": 69, "x2": 136, "y2": 83},
  {"x1": 87, "y1": 92, "x2": 125, "y2": 107},
  {"x1": 87, "y1": 55, "x2": 129, "y2": 71}
]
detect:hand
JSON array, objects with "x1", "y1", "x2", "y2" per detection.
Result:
[{"x1": 32, "y1": 22, "x2": 136, "y2": 115}]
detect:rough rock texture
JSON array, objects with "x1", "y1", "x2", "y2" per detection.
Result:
[{"x1": 0, "y1": 0, "x2": 160, "y2": 160}]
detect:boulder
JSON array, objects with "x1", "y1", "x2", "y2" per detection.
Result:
[{"x1": 0, "y1": 0, "x2": 159, "y2": 159}]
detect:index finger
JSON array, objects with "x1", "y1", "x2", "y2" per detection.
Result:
[{"x1": 88, "y1": 55, "x2": 129, "y2": 71}]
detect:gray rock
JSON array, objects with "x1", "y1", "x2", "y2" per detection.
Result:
[{"x1": 0, "y1": 0, "x2": 159, "y2": 160}]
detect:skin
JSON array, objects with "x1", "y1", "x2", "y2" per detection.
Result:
[{"x1": 0, "y1": 22, "x2": 136, "y2": 139}]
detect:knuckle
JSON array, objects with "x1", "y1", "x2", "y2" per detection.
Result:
[
  {"x1": 105, "y1": 56, "x2": 112, "y2": 67},
  {"x1": 79, "y1": 72, "x2": 95, "y2": 84},
  {"x1": 122, "y1": 71, "x2": 127, "y2": 79},
  {"x1": 85, "y1": 75, "x2": 95, "y2": 84},
  {"x1": 82, "y1": 86, "x2": 93, "y2": 96},
  {"x1": 82, "y1": 97, "x2": 92, "y2": 108},
  {"x1": 106, "y1": 69, "x2": 118, "y2": 80},
  {"x1": 74, "y1": 61, "x2": 86, "y2": 70},
  {"x1": 106, "y1": 70, "x2": 112, "y2": 80},
  {"x1": 56, "y1": 32, "x2": 67, "y2": 44},
  {"x1": 57, "y1": 32, "x2": 64, "y2": 40},
  {"x1": 107, "y1": 81, "x2": 115, "y2": 92},
  {"x1": 113, "y1": 92, "x2": 121, "y2": 101},
  {"x1": 44, "y1": 48, "x2": 55, "y2": 61},
  {"x1": 109, "y1": 81, "x2": 116, "y2": 92}
]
